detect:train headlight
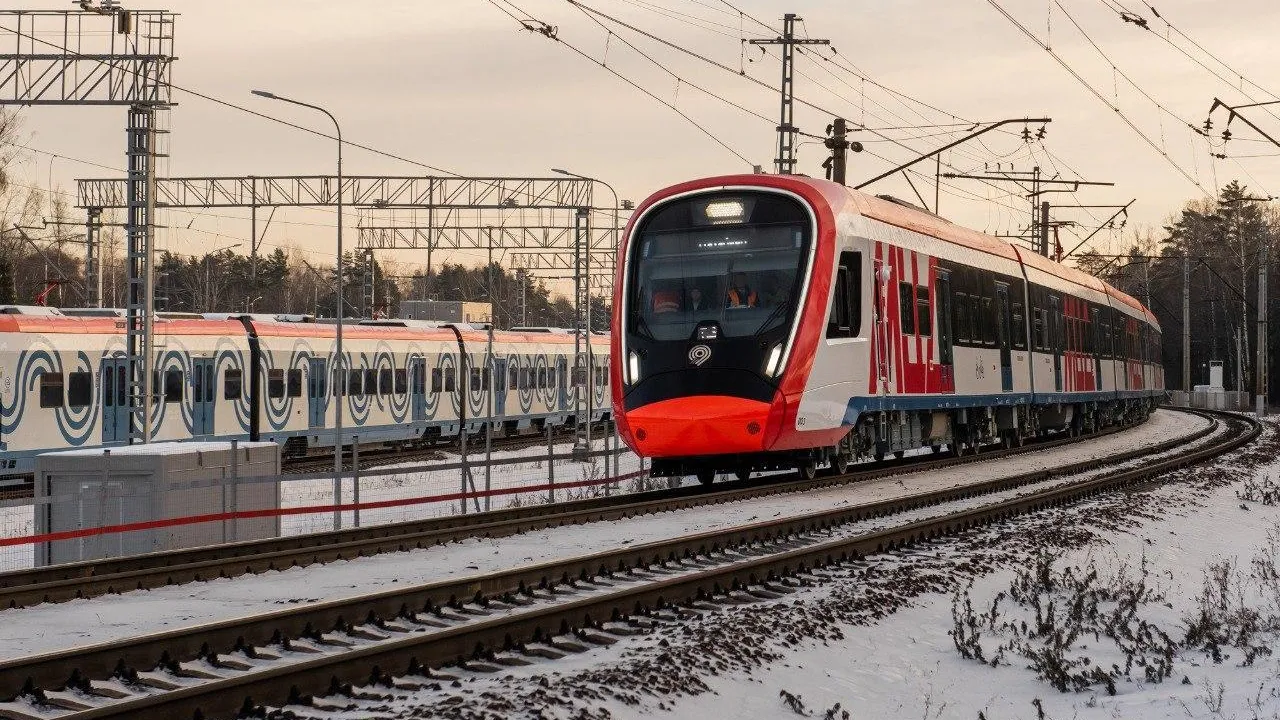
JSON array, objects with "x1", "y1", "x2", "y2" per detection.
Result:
[
  {"x1": 764, "y1": 343, "x2": 784, "y2": 377},
  {"x1": 627, "y1": 351, "x2": 641, "y2": 384}
]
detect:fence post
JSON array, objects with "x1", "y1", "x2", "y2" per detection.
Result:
[
  {"x1": 228, "y1": 439, "x2": 239, "y2": 543},
  {"x1": 352, "y1": 435, "x2": 360, "y2": 528},
  {"x1": 547, "y1": 420, "x2": 556, "y2": 504}
]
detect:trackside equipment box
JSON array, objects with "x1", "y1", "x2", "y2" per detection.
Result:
[{"x1": 34, "y1": 441, "x2": 280, "y2": 566}]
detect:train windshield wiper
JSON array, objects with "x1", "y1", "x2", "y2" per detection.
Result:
[{"x1": 753, "y1": 301, "x2": 789, "y2": 336}]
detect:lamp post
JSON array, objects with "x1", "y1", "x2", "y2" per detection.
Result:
[
  {"x1": 551, "y1": 169, "x2": 621, "y2": 458},
  {"x1": 204, "y1": 242, "x2": 241, "y2": 312},
  {"x1": 253, "y1": 89, "x2": 345, "y2": 528}
]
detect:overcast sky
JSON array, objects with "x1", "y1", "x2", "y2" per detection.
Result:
[{"x1": 11, "y1": 0, "x2": 1280, "y2": 276}]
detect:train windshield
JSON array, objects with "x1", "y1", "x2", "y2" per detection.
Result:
[{"x1": 628, "y1": 193, "x2": 811, "y2": 342}]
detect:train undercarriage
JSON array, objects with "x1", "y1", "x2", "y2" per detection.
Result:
[{"x1": 650, "y1": 397, "x2": 1162, "y2": 486}]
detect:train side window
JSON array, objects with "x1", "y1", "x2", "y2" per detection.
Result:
[
  {"x1": 539, "y1": 367, "x2": 548, "y2": 389},
  {"x1": 545, "y1": 366, "x2": 554, "y2": 390},
  {"x1": 225, "y1": 368, "x2": 241, "y2": 397},
  {"x1": 980, "y1": 297, "x2": 994, "y2": 345},
  {"x1": 827, "y1": 266, "x2": 852, "y2": 338},
  {"x1": 104, "y1": 367, "x2": 114, "y2": 407},
  {"x1": 365, "y1": 369, "x2": 378, "y2": 396},
  {"x1": 39, "y1": 372, "x2": 64, "y2": 408},
  {"x1": 193, "y1": 368, "x2": 203, "y2": 405},
  {"x1": 1011, "y1": 303, "x2": 1026, "y2": 350},
  {"x1": 287, "y1": 369, "x2": 303, "y2": 398},
  {"x1": 558, "y1": 364, "x2": 567, "y2": 389},
  {"x1": 898, "y1": 282, "x2": 916, "y2": 335},
  {"x1": 331, "y1": 368, "x2": 344, "y2": 397},
  {"x1": 379, "y1": 368, "x2": 393, "y2": 395},
  {"x1": 1032, "y1": 309, "x2": 1045, "y2": 351},
  {"x1": 469, "y1": 367, "x2": 481, "y2": 391},
  {"x1": 509, "y1": 365, "x2": 519, "y2": 390},
  {"x1": 431, "y1": 368, "x2": 443, "y2": 394},
  {"x1": 164, "y1": 369, "x2": 183, "y2": 403},
  {"x1": 481, "y1": 368, "x2": 491, "y2": 390},
  {"x1": 915, "y1": 285, "x2": 931, "y2": 337},
  {"x1": 68, "y1": 371, "x2": 92, "y2": 408},
  {"x1": 347, "y1": 369, "x2": 363, "y2": 397},
  {"x1": 268, "y1": 369, "x2": 285, "y2": 399},
  {"x1": 444, "y1": 367, "x2": 456, "y2": 392},
  {"x1": 395, "y1": 368, "x2": 408, "y2": 395}
]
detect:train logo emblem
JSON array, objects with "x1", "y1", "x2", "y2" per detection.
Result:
[{"x1": 688, "y1": 344, "x2": 712, "y2": 366}]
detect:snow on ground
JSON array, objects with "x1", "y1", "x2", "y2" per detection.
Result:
[
  {"x1": 310, "y1": 414, "x2": 1277, "y2": 720},
  {"x1": 0, "y1": 410, "x2": 1202, "y2": 665}
]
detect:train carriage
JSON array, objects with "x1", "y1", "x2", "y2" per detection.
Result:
[
  {"x1": 0, "y1": 309, "x2": 611, "y2": 472},
  {"x1": 611, "y1": 174, "x2": 1164, "y2": 484}
]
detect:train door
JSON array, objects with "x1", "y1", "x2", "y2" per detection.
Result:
[
  {"x1": 1091, "y1": 308, "x2": 1102, "y2": 391},
  {"x1": 100, "y1": 358, "x2": 129, "y2": 443},
  {"x1": 410, "y1": 357, "x2": 427, "y2": 423},
  {"x1": 191, "y1": 358, "x2": 216, "y2": 436},
  {"x1": 1050, "y1": 295, "x2": 1063, "y2": 392},
  {"x1": 936, "y1": 272, "x2": 955, "y2": 393},
  {"x1": 873, "y1": 258, "x2": 890, "y2": 395},
  {"x1": 493, "y1": 357, "x2": 508, "y2": 417},
  {"x1": 307, "y1": 357, "x2": 327, "y2": 429},
  {"x1": 995, "y1": 283, "x2": 1014, "y2": 392}
]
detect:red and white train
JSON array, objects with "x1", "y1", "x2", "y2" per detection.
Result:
[{"x1": 610, "y1": 174, "x2": 1164, "y2": 483}]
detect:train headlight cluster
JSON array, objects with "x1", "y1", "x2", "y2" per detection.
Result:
[
  {"x1": 764, "y1": 343, "x2": 784, "y2": 377},
  {"x1": 627, "y1": 351, "x2": 641, "y2": 384},
  {"x1": 703, "y1": 199, "x2": 745, "y2": 223}
]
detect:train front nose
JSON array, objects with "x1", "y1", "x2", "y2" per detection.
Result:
[{"x1": 624, "y1": 394, "x2": 774, "y2": 456}]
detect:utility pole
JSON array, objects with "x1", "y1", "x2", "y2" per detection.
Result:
[
  {"x1": 750, "y1": 14, "x2": 829, "y2": 175},
  {"x1": 1039, "y1": 201, "x2": 1050, "y2": 258},
  {"x1": 1183, "y1": 255, "x2": 1191, "y2": 392},
  {"x1": 1258, "y1": 242, "x2": 1268, "y2": 414},
  {"x1": 822, "y1": 118, "x2": 861, "y2": 185}
]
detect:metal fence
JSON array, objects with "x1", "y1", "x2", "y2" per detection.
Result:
[{"x1": 0, "y1": 425, "x2": 655, "y2": 571}]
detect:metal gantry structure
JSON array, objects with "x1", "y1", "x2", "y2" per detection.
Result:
[
  {"x1": 1, "y1": 6, "x2": 175, "y2": 444},
  {"x1": 749, "y1": 14, "x2": 828, "y2": 175},
  {"x1": 76, "y1": 173, "x2": 622, "y2": 451}
]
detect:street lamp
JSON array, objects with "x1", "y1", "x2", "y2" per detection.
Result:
[
  {"x1": 205, "y1": 242, "x2": 241, "y2": 312},
  {"x1": 550, "y1": 168, "x2": 621, "y2": 458},
  {"x1": 253, "y1": 88, "x2": 346, "y2": 528}
]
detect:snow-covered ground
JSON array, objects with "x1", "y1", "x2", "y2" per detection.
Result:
[
  {"x1": 0, "y1": 410, "x2": 1202, "y2": 667},
  {"x1": 301, "y1": 413, "x2": 1274, "y2": 720}
]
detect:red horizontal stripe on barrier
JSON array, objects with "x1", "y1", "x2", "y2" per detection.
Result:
[{"x1": 0, "y1": 470, "x2": 649, "y2": 548}]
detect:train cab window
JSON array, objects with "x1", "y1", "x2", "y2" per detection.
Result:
[
  {"x1": 347, "y1": 370, "x2": 363, "y2": 397},
  {"x1": 226, "y1": 369, "x2": 243, "y2": 399},
  {"x1": 898, "y1": 282, "x2": 916, "y2": 335},
  {"x1": 431, "y1": 368, "x2": 443, "y2": 394},
  {"x1": 68, "y1": 371, "x2": 92, "y2": 408},
  {"x1": 365, "y1": 369, "x2": 379, "y2": 396},
  {"x1": 379, "y1": 368, "x2": 393, "y2": 395},
  {"x1": 444, "y1": 367, "x2": 456, "y2": 392},
  {"x1": 915, "y1": 285, "x2": 931, "y2": 337},
  {"x1": 826, "y1": 252, "x2": 862, "y2": 338},
  {"x1": 287, "y1": 369, "x2": 303, "y2": 398},
  {"x1": 395, "y1": 368, "x2": 408, "y2": 395},
  {"x1": 268, "y1": 369, "x2": 285, "y2": 399},
  {"x1": 164, "y1": 369, "x2": 183, "y2": 403},
  {"x1": 39, "y1": 372, "x2": 64, "y2": 408},
  {"x1": 1011, "y1": 303, "x2": 1026, "y2": 350}
]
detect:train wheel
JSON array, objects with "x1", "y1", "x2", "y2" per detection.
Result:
[
  {"x1": 832, "y1": 452, "x2": 850, "y2": 475},
  {"x1": 696, "y1": 470, "x2": 715, "y2": 486},
  {"x1": 1001, "y1": 432, "x2": 1013, "y2": 450},
  {"x1": 1014, "y1": 427, "x2": 1025, "y2": 447},
  {"x1": 735, "y1": 468, "x2": 751, "y2": 483},
  {"x1": 931, "y1": 444, "x2": 942, "y2": 455},
  {"x1": 798, "y1": 460, "x2": 818, "y2": 481}
]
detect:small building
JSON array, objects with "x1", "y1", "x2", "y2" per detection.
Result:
[{"x1": 399, "y1": 300, "x2": 492, "y2": 324}]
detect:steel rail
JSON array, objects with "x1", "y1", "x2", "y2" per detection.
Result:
[
  {"x1": 0, "y1": 414, "x2": 1156, "y2": 609},
  {"x1": 0, "y1": 409, "x2": 1250, "y2": 720}
]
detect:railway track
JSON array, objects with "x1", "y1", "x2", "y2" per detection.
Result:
[
  {"x1": 1, "y1": 411, "x2": 1167, "y2": 610},
  {"x1": 0, "y1": 408, "x2": 1256, "y2": 720}
]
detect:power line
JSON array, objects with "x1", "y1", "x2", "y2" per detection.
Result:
[{"x1": 985, "y1": 0, "x2": 1208, "y2": 194}]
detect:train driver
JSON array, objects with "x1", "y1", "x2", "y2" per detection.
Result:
[{"x1": 726, "y1": 272, "x2": 758, "y2": 308}]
